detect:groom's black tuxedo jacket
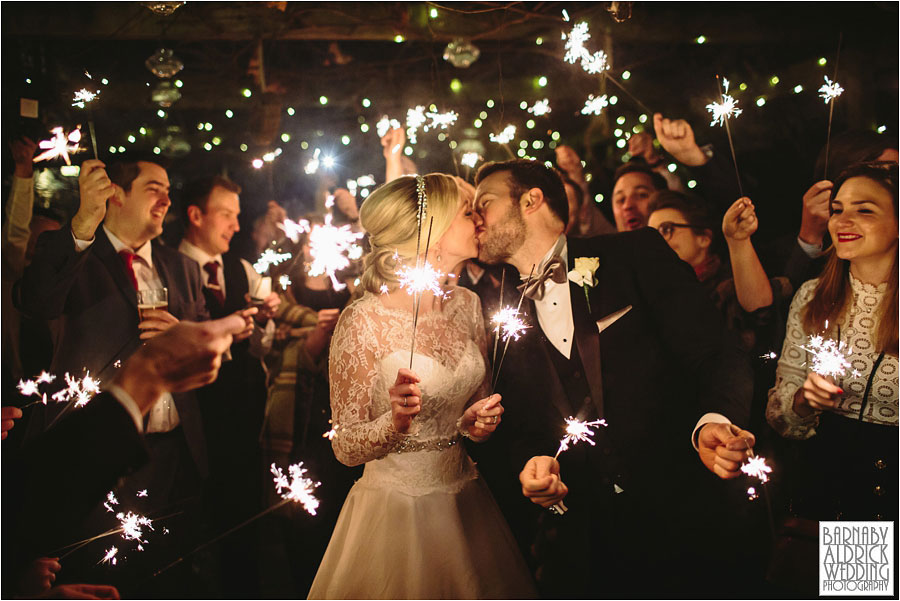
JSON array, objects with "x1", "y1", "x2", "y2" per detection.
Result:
[{"x1": 471, "y1": 228, "x2": 752, "y2": 555}]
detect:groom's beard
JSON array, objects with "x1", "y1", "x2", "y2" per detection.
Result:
[{"x1": 477, "y1": 203, "x2": 526, "y2": 264}]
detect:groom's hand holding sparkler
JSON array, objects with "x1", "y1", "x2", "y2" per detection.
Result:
[
  {"x1": 72, "y1": 159, "x2": 115, "y2": 242},
  {"x1": 520, "y1": 456, "x2": 568, "y2": 508},
  {"x1": 389, "y1": 368, "x2": 422, "y2": 434},
  {"x1": 696, "y1": 423, "x2": 756, "y2": 480}
]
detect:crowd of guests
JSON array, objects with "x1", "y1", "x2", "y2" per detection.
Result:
[{"x1": 1, "y1": 106, "x2": 896, "y2": 599}]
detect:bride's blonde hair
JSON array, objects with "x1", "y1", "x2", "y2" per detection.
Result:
[{"x1": 360, "y1": 173, "x2": 460, "y2": 294}]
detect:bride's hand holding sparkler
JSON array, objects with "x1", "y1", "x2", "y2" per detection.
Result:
[
  {"x1": 793, "y1": 372, "x2": 842, "y2": 417},
  {"x1": 519, "y1": 456, "x2": 568, "y2": 508},
  {"x1": 652, "y1": 113, "x2": 708, "y2": 167},
  {"x1": 389, "y1": 368, "x2": 422, "y2": 434},
  {"x1": 697, "y1": 423, "x2": 756, "y2": 480},
  {"x1": 460, "y1": 393, "x2": 503, "y2": 440},
  {"x1": 72, "y1": 159, "x2": 115, "y2": 241}
]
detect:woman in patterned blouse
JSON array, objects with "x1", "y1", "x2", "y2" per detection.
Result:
[{"x1": 767, "y1": 161, "x2": 898, "y2": 521}]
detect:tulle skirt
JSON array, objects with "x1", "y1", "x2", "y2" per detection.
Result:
[{"x1": 308, "y1": 468, "x2": 536, "y2": 599}]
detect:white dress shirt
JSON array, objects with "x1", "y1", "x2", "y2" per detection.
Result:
[
  {"x1": 528, "y1": 235, "x2": 574, "y2": 359},
  {"x1": 73, "y1": 225, "x2": 180, "y2": 433},
  {"x1": 178, "y1": 239, "x2": 274, "y2": 359}
]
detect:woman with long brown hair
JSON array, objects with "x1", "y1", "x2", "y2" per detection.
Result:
[{"x1": 767, "y1": 162, "x2": 898, "y2": 521}]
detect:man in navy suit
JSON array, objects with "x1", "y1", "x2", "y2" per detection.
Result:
[{"x1": 470, "y1": 159, "x2": 756, "y2": 597}]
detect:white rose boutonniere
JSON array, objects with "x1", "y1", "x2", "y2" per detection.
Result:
[{"x1": 568, "y1": 257, "x2": 599, "y2": 312}]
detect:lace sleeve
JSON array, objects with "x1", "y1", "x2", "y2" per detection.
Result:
[
  {"x1": 766, "y1": 279, "x2": 820, "y2": 439},
  {"x1": 328, "y1": 299, "x2": 403, "y2": 466}
]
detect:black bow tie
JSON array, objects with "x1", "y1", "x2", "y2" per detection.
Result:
[{"x1": 517, "y1": 256, "x2": 567, "y2": 301}]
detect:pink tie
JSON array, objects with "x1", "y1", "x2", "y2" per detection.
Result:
[{"x1": 118, "y1": 250, "x2": 138, "y2": 290}]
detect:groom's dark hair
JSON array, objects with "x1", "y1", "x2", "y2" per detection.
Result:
[{"x1": 475, "y1": 159, "x2": 569, "y2": 227}]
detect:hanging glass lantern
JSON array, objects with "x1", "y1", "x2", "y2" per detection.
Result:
[
  {"x1": 145, "y1": 48, "x2": 184, "y2": 79},
  {"x1": 142, "y1": 2, "x2": 186, "y2": 16},
  {"x1": 443, "y1": 39, "x2": 480, "y2": 69}
]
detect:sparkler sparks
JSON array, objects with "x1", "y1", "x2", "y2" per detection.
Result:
[
  {"x1": 740, "y1": 455, "x2": 772, "y2": 484},
  {"x1": 396, "y1": 261, "x2": 448, "y2": 299},
  {"x1": 760, "y1": 351, "x2": 778, "y2": 360},
  {"x1": 17, "y1": 379, "x2": 40, "y2": 397},
  {"x1": 425, "y1": 110, "x2": 458, "y2": 131},
  {"x1": 818, "y1": 76, "x2": 844, "y2": 104},
  {"x1": 406, "y1": 106, "x2": 427, "y2": 144},
  {"x1": 100, "y1": 547, "x2": 118, "y2": 566},
  {"x1": 746, "y1": 486, "x2": 759, "y2": 501},
  {"x1": 489, "y1": 124, "x2": 517, "y2": 145},
  {"x1": 116, "y1": 511, "x2": 154, "y2": 543},
  {"x1": 491, "y1": 307, "x2": 530, "y2": 342},
  {"x1": 527, "y1": 99, "x2": 552, "y2": 116},
  {"x1": 33, "y1": 126, "x2": 83, "y2": 165},
  {"x1": 460, "y1": 152, "x2": 480, "y2": 168},
  {"x1": 270, "y1": 462, "x2": 321, "y2": 515},
  {"x1": 581, "y1": 94, "x2": 609, "y2": 116},
  {"x1": 306, "y1": 214, "x2": 366, "y2": 291},
  {"x1": 19, "y1": 370, "x2": 99, "y2": 408},
  {"x1": 279, "y1": 218, "x2": 311, "y2": 244},
  {"x1": 376, "y1": 115, "x2": 402, "y2": 138},
  {"x1": 253, "y1": 249, "x2": 293, "y2": 274},
  {"x1": 706, "y1": 78, "x2": 743, "y2": 127},
  {"x1": 799, "y1": 331, "x2": 857, "y2": 379},
  {"x1": 72, "y1": 89, "x2": 100, "y2": 108},
  {"x1": 554, "y1": 417, "x2": 609, "y2": 458},
  {"x1": 278, "y1": 274, "x2": 292, "y2": 290},
  {"x1": 304, "y1": 148, "x2": 321, "y2": 175},
  {"x1": 104, "y1": 491, "x2": 119, "y2": 513},
  {"x1": 562, "y1": 21, "x2": 610, "y2": 75},
  {"x1": 323, "y1": 421, "x2": 339, "y2": 440}
]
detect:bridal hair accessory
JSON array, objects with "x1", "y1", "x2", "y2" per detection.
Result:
[{"x1": 415, "y1": 174, "x2": 427, "y2": 227}]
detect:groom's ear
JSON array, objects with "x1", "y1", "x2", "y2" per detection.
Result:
[{"x1": 521, "y1": 188, "x2": 545, "y2": 215}]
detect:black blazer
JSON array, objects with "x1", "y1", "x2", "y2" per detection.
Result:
[
  {"x1": 478, "y1": 228, "x2": 752, "y2": 507},
  {"x1": 14, "y1": 225, "x2": 210, "y2": 472}
]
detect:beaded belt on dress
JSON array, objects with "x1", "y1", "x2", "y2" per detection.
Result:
[{"x1": 393, "y1": 434, "x2": 460, "y2": 454}]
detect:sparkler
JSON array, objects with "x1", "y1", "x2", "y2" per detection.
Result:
[
  {"x1": 798, "y1": 329, "x2": 858, "y2": 379},
  {"x1": 376, "y1": 115, "x2": 402, "y2": 138},
  {"x1": 760, "y1": 351, "x2": 778, "y2": 361},
  {"x1": 491, "y1": 307, "x2": 530, "y2": 342},
  {"x1": 708, "y1": 76, "x2": 744, "y2": 197},
  {"x1": 527, "y1": 99, "x2": 552, "y2": 116},
  {"x1": 323, "y1": 420, "x2": 339, "y2": 440},
  {"x1": 279, "y1": 217, "x2": 311, "y2": 244},
  {"x1": 553, "y1": 417, "x2": 609, "y2": 459},
  {"x1": 581, "y1": 94, "x2": 609, "y2": 116},
  {"x1": 740, "y1": 455, "x2": 772, "y2": 483},
  {"x1": 278, "y1": 274, "x2": 292, "y2": 290},
  {"x1": 491, "y1": 265, "x2": 535, "y2": 391},
  {"x1": 406, "y1": 106, "x2": 427, "y2": 144},
  {"x1": 33, "y1": 126, "x2": 83, "y2": 165},
  {"x1": 562, "y1": 22, "x2": 610, "y2": 75},
  {"x1": 306, "y1": 214, "x2": 365, "y2": 291},
  {"x1": 99, "y1": 547, "x2": 118, "y2": 566},
  {"x1": 489, "y1": 125, "x2": 517, "y2": 145},
  {"x1": 71, "y1": 87, "x2": 100, "y2": 158},
  {"x1": 460, "y1": 152, "x2": 480, "y2": 169},
  {"x1": 19, "y1": 371, "x2": 101, "y2": 409},
  {"x1": 424, "y1": 110, "x2": 458, "y2": 131},
  {"x1": 304, "y1": 148, "x2": 321, "y2": 174},
  {"x1": 152, "y1": 461, "x2": 321, "y2": 581},
  {"x1": 396, "y1": 259, "x2": 447, "y2": 300},
  {"x1": 818, "y1": 76, "x2": 844, "y2": 104},
  {"x1": 253, "y1": 249, "x2": 293, "y2": 274}
]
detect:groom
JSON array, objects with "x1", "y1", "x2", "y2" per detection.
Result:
[{"x1": 470, "y1": 159, "x2": 756, "y2": 597}]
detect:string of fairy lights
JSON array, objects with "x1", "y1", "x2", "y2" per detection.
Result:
[{"x1": 25, "y1": 12, "x2": 889, "y2": 212}]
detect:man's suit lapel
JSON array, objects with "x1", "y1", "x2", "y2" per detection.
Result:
[
  {"x1": 567, "y1": 238, "x2": 605, "y2": 419},
  {"x1": 95, "y1": 227, "x2": 138, "y2": 310},
  {"x1": 522, "y1": 297, "x2": 575, "y2": 418}
]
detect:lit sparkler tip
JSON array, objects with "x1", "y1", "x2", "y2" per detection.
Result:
[
  {"x1": 72, "y1": 88, "x2": 100, "y2": 108},
  {"x1": 491, "y1": 307, "x2": 530, "y2": 342},
  {"x1": 746, "y1": 486, "x2": 758, "y2": 501},
  {"x1": 323, "y1": 421, "x2": 339, "y2": 440},
  {"x1": 760, "y1": 351, "x2": 778, "y2": 360},
  {"x1": 253, "y1": 249, "x2": 293, "y2": 274},
  {"x1": 136, "y1": 489, "x2": 148, "y2": 498},
  {"x1": 489, "y1": 124, "x2": 517, "y2": 145},
  {"x1": 33, "y1": 126, "x2": 84, "y2": 165},
  {"x1": 279, "y1": 217, "x2": 311, "y2": 243},
  {"x1": 706, "y1": 93, "x2": 743, "y2": 127},
  {"x1": 380, "y1": 284, "x2": 390, "y2": 295},
  {"x1": 396, "y1": 260, "x2": 448, "y2": 298},
  {"x1": 279, "y1": 274, "x2": 292, "y2": 290},
  {"x1": 270, "y1": 462, "x2": 321, "y2": 515},
  {"x1": 818, "y1": 76, "x2": 844, "y2": 104},
  {"x1": 100, "y1": 546, "x2": 118, "y2": 565},
  {"x1": 740, "y1": 455, "x2": 772, "y2": 483},
  {"x1": 36, "y1": 371, "x2": 56, "y2": 384},
  {"x1": 117, "y1": 511, "x2": 154, "y2": 542},
  {"x1": 17, "y1": 379, "x2": 40, "y2": 397},
  {"x1": 424, "y1": 110, "x2": 458, "y2": 131},
  {"x1": 460, "y1": 152, "x2": 480, "y2": 169},
  {"x1": 798, "y1": 331, "x2": 854, "y2": 379},
  {"x1": 527, "y1": 99, "x2": 552, "y2": 116},
  {"x1": 556, "y1": 417, "x2": 609, "y2": 456},
  {"x1": 306, "y1": 218, "x2": 365, "y2": 291},
  {"x1": 581, "y1": 94, "x2": 609, "y2": 116}
]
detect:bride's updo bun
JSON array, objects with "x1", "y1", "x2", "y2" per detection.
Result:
[{"x1": 360, "y1": 174, "x2": 460, "y2": 295}]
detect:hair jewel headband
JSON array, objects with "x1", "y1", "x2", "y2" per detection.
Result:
[{"x1": 415, "y1": 174, "x2": 427, "y2": 227}]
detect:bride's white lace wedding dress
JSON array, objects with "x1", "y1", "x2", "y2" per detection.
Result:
[{"x1": 308, "y1": 287, "x2": 536, "y2": 599}]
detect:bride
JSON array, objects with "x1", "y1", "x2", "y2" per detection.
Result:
[{"x1": 308, "y1": 174, "x2": 536, "y2": 599}]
